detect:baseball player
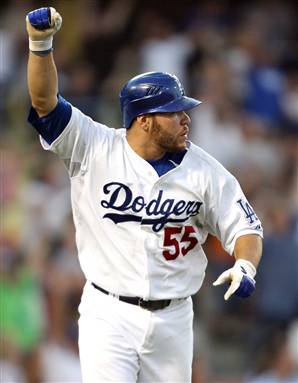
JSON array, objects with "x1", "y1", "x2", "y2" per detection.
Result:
[{"x1": 26, "y1": 7, "x2": 263, "y2": 382}]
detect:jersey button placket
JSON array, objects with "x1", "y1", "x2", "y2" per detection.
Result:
[
  {"x1": 142, "y1": 174, "x2": 161, "y2": 300},
  {"x1": 137, "y1": 182, "x2": 153, "y2": 299}
]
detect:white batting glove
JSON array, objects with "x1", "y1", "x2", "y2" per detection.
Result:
[
  {"x1": 26, "y1": 7, "x2": 62, "y2": 52},
  {"x1": 213, "y1": 259, "x2": 256, "y2": 301}
]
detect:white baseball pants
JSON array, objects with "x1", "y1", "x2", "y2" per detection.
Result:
[{"x1": 78, "y1": 281, "x2": 194, "y2": 382}]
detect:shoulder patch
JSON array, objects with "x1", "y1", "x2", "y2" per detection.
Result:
[{"x1": 237, "y1": 198, "x2": 259, "y2": 224}]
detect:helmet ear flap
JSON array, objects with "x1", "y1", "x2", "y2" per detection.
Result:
[{"x1": 119, "y1": 72, "x2": 202, "y2": 128}]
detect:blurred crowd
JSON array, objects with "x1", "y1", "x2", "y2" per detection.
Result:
[{"x1": 1, "y1": 0, "x2": 297, "y2": 382}]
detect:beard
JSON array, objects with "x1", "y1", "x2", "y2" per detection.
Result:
[{"x1": 151, "y1": 120, "x2": 185, "y2": 153}]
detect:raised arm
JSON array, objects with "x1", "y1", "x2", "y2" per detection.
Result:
[{"x1": 26, "y1": 7, "x2": 62, "y2": 117}]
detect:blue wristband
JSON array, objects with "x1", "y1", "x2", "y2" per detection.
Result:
[{"x1": 30, "y1": 48, "x2": 53, "y2": 56}]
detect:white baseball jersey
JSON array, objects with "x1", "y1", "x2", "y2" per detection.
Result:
[{"x1": 39, "y1": 104, "x2": 263, "y2": 300}]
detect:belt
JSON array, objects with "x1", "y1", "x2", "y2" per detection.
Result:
[{"x1": 91, "y1": 282, "x2": 171, "y2": 311}]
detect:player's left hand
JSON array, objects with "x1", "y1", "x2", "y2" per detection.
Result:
[
  {"x1": 26, "y1": 7, "x2": 62, "y2": 39},
  {"x1": 213, "y1": 259, "x2": 256, "y2": 301},
  {"x1": 26, "y1": 7, "x2": 62, "y2": 52}
]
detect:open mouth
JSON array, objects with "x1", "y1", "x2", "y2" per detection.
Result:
[{"x1": 181, "y1": 128, "x2": 189, "y2": 139}]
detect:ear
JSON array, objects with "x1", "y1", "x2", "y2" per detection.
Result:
[{"x1": 136, "y1": 115, "x2": 152, "y2": 132}]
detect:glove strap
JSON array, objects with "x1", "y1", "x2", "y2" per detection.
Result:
[
  {"x1": 234, "y1": 259, "x2": 256, "y2": 278},
  {"x1": 29, "y1": 36, "x2": 53, "y2": 52}
]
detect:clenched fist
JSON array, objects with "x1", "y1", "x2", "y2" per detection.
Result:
[{"x1": 26, "y1": 7, "x2": 62, "y2": 52}]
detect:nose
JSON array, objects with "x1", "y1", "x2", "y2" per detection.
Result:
[{"x1": 180, "y1": 111, "x2": 191, "y2": 125}]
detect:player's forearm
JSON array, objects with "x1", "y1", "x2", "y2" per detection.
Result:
[
  {"x1": 26, "y1": 7, "x2": 62, "y2": 116},
  {"x1": 27, "y1": 51, "x2": 58, "y2": 116},
  {"x1": 233, "y1": 234, "x2": 263, "y2": 269}
]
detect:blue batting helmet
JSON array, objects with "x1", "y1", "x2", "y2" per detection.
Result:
[{"x1": 119, "y1": 72, "x2": 202, "y2": 128}]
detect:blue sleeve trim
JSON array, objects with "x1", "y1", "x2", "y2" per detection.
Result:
[{"x1": 27, "y1": 95, "x2": 72, "y2": 144}]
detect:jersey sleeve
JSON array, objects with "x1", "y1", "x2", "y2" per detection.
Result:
[
  {"x1": 28, "y1": 95, "x2": 72, "y2": 144},
  {"x1": 205, "y1": 170, "x2": 263, "y2": 255},
  {"x1": 28, "y1": 95, "x2": 114, "y2": 177}
]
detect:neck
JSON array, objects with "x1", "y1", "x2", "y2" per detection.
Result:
[{"x1": 126, "y1": 129, "x2": 165, "y2": 160}]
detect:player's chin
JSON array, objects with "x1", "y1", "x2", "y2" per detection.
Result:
[
  {"x1": 169, "y1": 141, "x2": 187, "y2": 152},
  {"x1": 176, "y1": 137, "x2": 188, "y2": 150}
]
